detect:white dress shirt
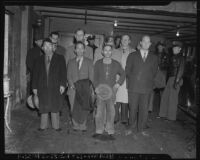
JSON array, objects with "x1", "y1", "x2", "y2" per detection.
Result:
[
  {"x1": 76, "y1": 56, "x2": 83, "y2": 70},
  {"x1": 140, "y1": 50, "x2": 149, "y2": 61}
]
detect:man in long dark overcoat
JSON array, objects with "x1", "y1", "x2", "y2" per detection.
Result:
[{"x1": 32, "y1": 38, "x2": 67, "y2": 131}]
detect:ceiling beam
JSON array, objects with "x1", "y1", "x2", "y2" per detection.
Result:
[
  {"x1": 41, "y1": 11, "x2": 192, "y2": 28},
  {"x1": 35, "y1": 8, "x2": 196, "y2": 24},
  {"x1": 151, "y1": 23, "x2": 196, "y2": 36},
  {"x1": 57, "y1": 6, "x2": 197, "y2": 18}
]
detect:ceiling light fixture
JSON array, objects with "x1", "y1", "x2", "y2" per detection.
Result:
[
  {"x1": 114, "y1": 20, "x2": 118, "y2": 27},
  {"x1": 176, "y1": 30, "x2": 180, "y2": 37}
]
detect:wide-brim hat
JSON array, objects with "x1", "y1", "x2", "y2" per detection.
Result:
[
  {"x1": 96, "y1": 84, "x2": 113, "y2": 100},
  {"x1": 87, "y1": 35, "x2": 95, "y2": 41},
  {"x1": 27, "y1": 95, "x2": 39, "y2": 109}
]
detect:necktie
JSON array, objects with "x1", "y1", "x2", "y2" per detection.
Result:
[
  {"x1": 46, "y1": 56, "x2": 51, "y2": 86},
  {"x1": 77, "y1": 59, "x2": 80, "y2": 70},
  {"x1": 47, "y1": 56, "x2": 51, "y2": 66},
  {"x1": 143, "y1": 52, "x2": 147, "y2": 61}
]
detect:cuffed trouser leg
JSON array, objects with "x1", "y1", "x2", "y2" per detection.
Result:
[
  {"x1": 95, "y1": 98, "x2": 106, "y2": 134},
  {"x1": 40, "y1": 113, "x2": 49, "y2": 129},
  {"x1": 121, "y1": 103, "x2": 128, "y2": 123},
  {"x1": 168, "y1": 78, "x2": 180, "y2": 121},
  {"x1": 128, "y1": 92, "x2": 139, "y2": 130},
  {"x1": 105, "y1": 99, "x2": 115, "y2": 134},
  {"x1": 114, "y1": 102, "x2": 120, "y2": 122},
  {"x1": 51, "y1": 112, "x2": 60, "y2": 129},
  {"x1": 79, "y1": 119, "x2": 87, "y2": 130},
  {"x1": 138, "y1": 93, "x2": 150, "y2": 132},
  {"x1": 72, "y1": 118, "x2": 80, "y2": 130},
  {"x1": 68, "y1": 89, "x2": 75, "y2": 112},
  {"x1": 148, "y1": 91, "x2": 154, "y2": 112},
  {"x1": 159, "y1": 78, "x2": 171, "y2": 118}
]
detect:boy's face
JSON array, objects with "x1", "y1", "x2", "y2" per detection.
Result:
[
  {"x1": 140, "y1": 36, "x2": 151, "y2": 50},
  {"x1": 102, "y1": 45, "x2": 112, "y2": 58},
  {"x1": 75, "y1": 43, "x2": 85, "y2": 56}
]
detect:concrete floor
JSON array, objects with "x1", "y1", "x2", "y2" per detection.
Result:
[{"x1": 5, "y1": 93, "x2": 196, "y2": 158}]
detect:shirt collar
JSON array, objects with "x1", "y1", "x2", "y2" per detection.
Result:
[
  {"x1": 76, "y1": 56, "x2": 83, "y2": 62},
  {"x1": 140, "y1": 49, "x2": 149, "y2": 57}
]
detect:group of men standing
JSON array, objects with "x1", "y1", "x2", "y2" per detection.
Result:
[{"x1": 26, "y1": 28, "x2": 184, "y2": 140}]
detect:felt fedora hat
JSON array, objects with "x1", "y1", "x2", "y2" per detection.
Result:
[
  {"x1": 27, "y1": 95, "x2": 39, "y2": 109},
  {"x1": 96, "y1": 84, "x2": 113, "y2": 100}
]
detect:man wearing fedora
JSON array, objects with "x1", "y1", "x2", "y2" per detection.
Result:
[
  {"x1": 32, "y1": 38, "x2": 67, "y2": 131},
  {"x1": 158, "y1": 41, "x2": 185, "y2": 121}
]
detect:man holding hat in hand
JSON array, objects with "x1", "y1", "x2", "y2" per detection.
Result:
[{"x1": 32, "y1": 38, "x2": 67, "y2": 131}]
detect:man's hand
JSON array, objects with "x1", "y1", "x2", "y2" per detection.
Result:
[
  {"x1": 33, "y1": 89, "x2": 37, "y2": 95},
  {"x1": 95, "y1": 87, "x2": 100, "y2": 94},
  {"x1": 26, "y1": 73, "x2": 30, "y2": 82},
  {"x1": 173, "y1": 82, "x2": 178, "y2": 90},
  {"x1": 113, "y1": 83, "x2": 120, "y2": 90},
  {"x1": 60, "y1": 86, "x2": 65, "y2": 94}
]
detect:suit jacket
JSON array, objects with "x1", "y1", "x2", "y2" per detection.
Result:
[
  {"x1": 126, "y1": 50, "x2": 159, "y2": 94},
  {"x1": 67, "y1": 57, "x2": 94, "y2": 95},
  {"x1": 65, "y1": 44, "x2": 93, "y2": 66},
  {"x1": 32, "y1": 53, "x2": 67, "y2": 113},
  {"x1": 114, "y1": 47, "x2": 136, "y2": 63}
]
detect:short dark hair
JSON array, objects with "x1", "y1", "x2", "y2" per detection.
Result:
[
  {"x1": 121, "y1": 34, "x2": 131, "y2": 40},
  {"x1": 104, "y1": 36, "x2": 114, "y2": 43},
  {"x1": 41, "y1": 38, "x2": 52, "y2": 47},
  {"x1": 49, "y1": 31, "x2": 60, "y2": 37},
  {"x1": 75, "y1": 41, "x2": 85, "y2": 49},
  {"x1": 141, "y1": 35, "x2": 150, "y2": 42},
  {"x1": 74, "y1": 28, "x2": 85, "y2": 35},
  {"x1": 102, "y1": 43, "x2": 113, "y2": 50}
]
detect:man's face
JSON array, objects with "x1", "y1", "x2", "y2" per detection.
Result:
[
  {"x1": 43, "y1": 41, "x2": 53, "y2": 54},
  {"x1": 75, "y1": 30, "x2": 85, "y2": 42},
  {"x1": 52, "y1": 43, "x2": 57, "y2": 52},
  {"x1": 121, "y1": 35, "x2": 130, "y2": 47},
  {"x1": 102, "y1": 45, "x2": 112, "y2": 58},
  {"x1": 50, "y1": 34, "x2": 59, "y2": 44},
  {"x1": 172, "y1": 46, "x2": 181, "y2": 55},
  {"x1": 158, "y1": 45, "x2": 164, "y2": 53},
  {"x1": 75, "y1": 43, "x2": 85, "y2": 57},
  {"x1": 107, "y1": 37, "x2": 114, "y2": 46},
  {"x1": 140, "y1": 36, "x2": 151, "y2": 50}
]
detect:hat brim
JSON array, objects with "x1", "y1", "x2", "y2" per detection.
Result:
[
  {"x1": 27, "y1": 95, "x2": 39, "y2": 109},
  {"x1": 97, "y1": 84, "x2": 113, "y2": 100},
  {"x1": 27, "y1": 95, "x2": 35, "y2": 109}
]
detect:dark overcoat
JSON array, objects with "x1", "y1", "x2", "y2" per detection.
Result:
[
  {"x1": 126, "y1": 51, "x2": 159, "y2": 94},
  {"x1": 32, "y1": 53, "x2": 67, "y2": 113}
]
